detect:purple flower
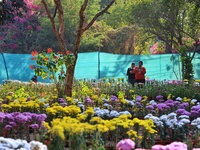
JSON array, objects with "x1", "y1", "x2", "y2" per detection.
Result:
[
  {"x1": 9, "y1": 121, "x2": 17, "y2": 127},
  {"x1": 15, "y1": 114, "x2": 28, "y2": 124},
  {"x1": 30, "y1": 123, "x2": 39, "y2": 129},
  {"x1": 0, "y1": 112, "x2": 5, "y2": 123},
  {"x1": 4, "y1": 125, "x2": 12, "y2": 130},
  {"x1": 156, "y1": 95, "x2": 163, "y2": 100},
  {"x1": 37, "y1": 114, "x2": 47, "y2": 122},
  {"x1": 156, "y1": 103, "x2": 170, "y2": 111},
  {"x1": 116, "y1": 139, "x2": 135, "y2": 150},
  {"x1": 174, "y1": 101, "x2": 181, "y2": 106},
  {"x1": 165, "y1": 99, "x2": 175, "y2": 107},
  {"x1": 5, "y1": 114, "x2": 14, "y2": 121},
  {"x1": 146, "y1": 105, "x2": 154, "y2": 110},
  {"x1": 178, "y1": 102, "x2": 189, "y2": 109},
  {"x1": 176, "y1": 109, "x2": 191, "y2": 116},
  {"x1": 84, "y1": 97, "x2": 93, "y2": 104},
  {"x1": 110, "y1": 95, "x2": 117, "y2": 101},
  {"x1": 190, "y1": 110, "x2": 199, "y2": 117},
  {"x1": 136, "y1": 95, "x2": 142, "y2": 101},
  {"x1": 58, "y1": 98, "x2": 65, "y2": 103},
  {"x1": 60, "y1": 102, "x2": 68, "y2": 107}
]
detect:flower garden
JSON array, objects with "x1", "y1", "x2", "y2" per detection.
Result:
[{"x1": 0, "y1": 79, "x2": 200, "y2": 150}]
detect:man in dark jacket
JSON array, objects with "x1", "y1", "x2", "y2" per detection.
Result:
[{"x1": 127, "y1": 62, "x2": 135, "y2": 86}]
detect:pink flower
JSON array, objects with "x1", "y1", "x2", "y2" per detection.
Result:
[
  {"x1": 151, "y1": 144, "x2": 166, "y2": 150},
  {"x1": 20, "y1": 18, "x2": 26, "y2": 24},
  {"x1": 27, "y1": 25, "x2": 33, "y2": 30},
  {"x1": 152, "y1": 142, "x2": 187, "y2": 150},
  {"x1": 36, "y1": 26, "x2": 42, "y2": 31},
  {"x1": 116, "y1": 139, "x2": 135, "y2": 150}
]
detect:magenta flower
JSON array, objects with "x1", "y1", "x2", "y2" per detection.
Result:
[{"x1": 116, "y1": 139, "x2": 135, "y2": 150}]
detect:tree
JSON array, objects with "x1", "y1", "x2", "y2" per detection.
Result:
[
  {"x1": 41, "y1": 0, "x2": 116, "y2": 96},
  {"x1": 0, "y1": 0, "x2": 43, "y2": 53},
  {"x1": 130, "y1": 0, "x2": 200, "y2": 81},
  {"x1": 0, "y1": 0, "x2": 27, "y2": 25}
]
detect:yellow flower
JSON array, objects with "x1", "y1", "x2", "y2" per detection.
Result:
[
  {"x1": 43, "y1": 122, "x2": 50, "y2": 131},
  {"x1": 51, "y1": 125, "x2": 65, "y2": 140},
  {"x1": 109, "y1": 126, "x2": 116, "y2": 131},
  {"x1": 127, "y1": 130, "x2": 137, "y2": 137},
  {"x1": 195, "y1": 79, "x2": 200, "y2": 83},
  {"x1": 84, "y1": 107, "x2": 94, "y2": 115},
  {"x1": 77, "y1": 114, "x2": 87, "y2": 122},
  {"x1": 97, "y1": 124, "x2": 109, "y2": 133},
  {"x1": 90, "y1": 116, "x2": 102, "y2": 124}
]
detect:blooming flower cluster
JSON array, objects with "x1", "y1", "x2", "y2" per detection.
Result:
[{"x1": 0, "y1": 137, "x2": 47, "y2": 150}]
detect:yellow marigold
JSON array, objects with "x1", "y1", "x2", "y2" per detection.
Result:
[
  {"x1": 97, "y1": 124, "x2": 109, "y2": 133},
  {"x1": 129, "y1": 90, "x2": 134, "y2": 93},
  {"x1": 82, "y1": 123, "x2": 96, "y2": 133},
  {"x1": 51, "y1": 125, "x2": 65, "y2": 140},
  {"x1": 120, "y1": 99, "x2": 127, "y2": 104},
  {"x1": 90, "y1": 116, "x2": 102, "y2": 124},
  {"x1": 77, "y1": 114, "x2": 87, "y2": 122},
  {"x1": 138, "y1": 135, "x2": 143, "y2": 140},
  {"x1": 46, "y1": 107, "x2": 57, "y2": 115},
  {"x1": 43, "y1": 122, "x2": 50, "y2": 131},
  {"x1": 122, "y1": 122, "x2": 130, "y2": 128},
  {"x1": 2, "y1": 104, "x2": 12, "y2": 110},
  {"x1": 109, "y1": 126, "x2": 116, "y2": 131},
  {"x1": 84, "y1": 107, "x2": 94, "y2": 115},
  {"x1": 6, "y1": 96, "x2": 12, "y2": 100},
  {"x1": 142, "y1": 96, "x2": 148, "y2": 100},
  {"x1": 127, "y1": 130, "x2": 137, "y2": 137},
  {"x1": 91, "y1": 94, "x2": 98, "y2": 100}
]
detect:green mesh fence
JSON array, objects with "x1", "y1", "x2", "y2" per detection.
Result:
[{"x1": 0, "y1": 52, "x2": 200, "y2": 84}]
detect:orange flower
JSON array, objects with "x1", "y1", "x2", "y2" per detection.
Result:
[
  {"x1": 31, "y1": 50, "x2": 38, "y2": 56},
  {"x1": 47, "y1": 48, "x2": 53, "y2": 53}
]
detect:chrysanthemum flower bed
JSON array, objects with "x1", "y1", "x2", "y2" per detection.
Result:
[{"x1": 0, "y1": 79, "x2": 200, "y2": 150}]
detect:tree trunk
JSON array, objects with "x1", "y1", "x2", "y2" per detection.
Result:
[{"x1": 64, "y1": 61, "x2": 76, "y2": 97}]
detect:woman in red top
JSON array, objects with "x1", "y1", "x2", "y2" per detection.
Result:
[{"x1": 134, "y1": 61, "x2": 146, "y2": 86}]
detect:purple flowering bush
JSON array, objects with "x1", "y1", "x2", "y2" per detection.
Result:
[{"x1": 0, "y1": 112, "x2": 47, "y2": 141}]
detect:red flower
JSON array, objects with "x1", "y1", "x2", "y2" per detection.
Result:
[
  {"x1": 47, "y1": 48, "x2": 53, "y2": 53},
  {"x1": 31, "y1": 57, "x2": 36, "y2": 60},
  {"x1": 29, "y1": 65, "x2": 36, "y2": 69},
  {"x1": 31, "y1": 50, "x2": 38, "y2": 56},
  {"x1": 57, "y1": 51, "x2": 63, "y2": 54},
  {"x1": 53, "y1": 56, "x2": 58, "y2": 59},
  {"x1": 66, "y1": 50, "x2": 72, "y2": 55}
]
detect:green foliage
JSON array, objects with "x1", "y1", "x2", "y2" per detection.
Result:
[
  {"x1": 31, "y1": 48, "x2": 75, "y2": 97},
  {"x1": 179, "y1": 45, "x2": 194, "y2": 82}
]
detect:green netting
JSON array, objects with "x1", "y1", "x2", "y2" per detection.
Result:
[{"x1": 0, "y1": 52, "x2": 200, "y2": 84}]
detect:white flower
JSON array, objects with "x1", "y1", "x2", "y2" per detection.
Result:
[
  {"x1": 191, "y1": 99, "x2": 197, "y2": 103},
  {"x1": 30, "y1": 141, "x2": 47, "y2": 150},
  {"x1": 149, "y1": 100, "x2": 157, "y2": 105},
  {"x1": 178, "y1": 115, "x2": 189, "y2": 119},
  {"x1": 191, "y1": 117, "x2": 200, "y2": 126},
  {"x1": 110, "y1": 110, "x2": 119, "y2": 117},
  {"x1": 119, "y1": 111, "x2": 131, "y2": 116},
  {"x1": 176, "y1": 97, "x2": 182, "y2": 101}
]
